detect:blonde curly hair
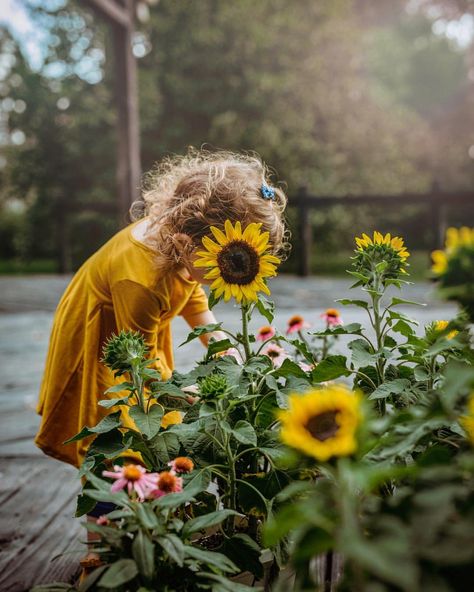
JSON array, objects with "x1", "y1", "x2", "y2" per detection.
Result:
[{"x1": 132, "y1": 148, "x2": 289, "y2": 270}]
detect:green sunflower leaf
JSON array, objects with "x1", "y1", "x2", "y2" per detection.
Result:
[
  {"x1": 311, "y1": 355, "x2": 350, "y2": 382},
  {"x1": 180, "y1": 323, "x2": 223, "y2": 347},
  {"x1": 256, "y1": 296, "x2": 275, "y2": 324}
]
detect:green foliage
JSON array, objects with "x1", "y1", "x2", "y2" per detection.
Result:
[
  {"x1": 75, "y1": 472, "x2": 248, "y2": 592},
  {"x1": 1, "y1": 1, "x2": 473, "y2": 271},
  {"x1": 264, "y1": 232, "x2": 474, "y2": 591}
]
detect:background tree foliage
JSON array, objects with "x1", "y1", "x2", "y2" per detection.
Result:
[{"x1": 0, "y1": 0, "x2": 473, "y2": 271}]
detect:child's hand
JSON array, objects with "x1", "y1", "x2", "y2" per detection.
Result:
[
  {"x1": 182, "y1": 384, "x2": 199, "y2": 404},
  {"x1": 217, "y1": 347, "x2": 244, "y2": 365}
]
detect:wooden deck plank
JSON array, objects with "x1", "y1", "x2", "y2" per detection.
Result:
[
  {"x1": 0, "y1": 439, "x2": 43, "y2": 457},
  {"x1": 0, "y1": 409, "x2": 40, "y2": 444},
  {"x1": 0, "y1": 457, "x2": 84, "y2": 592}
]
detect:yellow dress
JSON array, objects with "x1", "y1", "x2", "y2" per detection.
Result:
[{"x1": 35, "y1": 220, "x2": 208, "y2": 468}]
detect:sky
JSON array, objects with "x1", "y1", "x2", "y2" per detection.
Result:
[{"x1": 0, "y1": 0, "x2": 55, "y2": 71}]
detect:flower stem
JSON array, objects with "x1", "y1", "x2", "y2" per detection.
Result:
[
  {"x1": 131, "y1": 362, "x2": 146, "y2": 412},
  {"x1": 371, "y1": 275, "x2": 386, "y2": 415},
  {"x1": 241, "y1": 303, "x2": 252, "y2": 361}
]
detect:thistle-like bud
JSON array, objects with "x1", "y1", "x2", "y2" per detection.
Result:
[
  {"x1": 101, "y1": 330, "x2": 148, "y2": 375},
  {"x1": 198, "y1": 372, "x2": 231, "y2": 400}
]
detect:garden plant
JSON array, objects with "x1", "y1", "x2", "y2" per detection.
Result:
[{"x1": 33, "y1": 225, "x2": 474, "y2": 592}]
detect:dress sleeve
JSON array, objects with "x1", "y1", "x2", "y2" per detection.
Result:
[{"x1": 180, "y1": 282, "x2": 209, "y2": 318}]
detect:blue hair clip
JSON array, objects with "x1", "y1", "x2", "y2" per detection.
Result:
[{"x1": 260, "y1": 183, "x2": 275, "y2": 201}]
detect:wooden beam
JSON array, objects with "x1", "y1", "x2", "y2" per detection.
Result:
[
  {"x1": 83, "y1": 0, "x2": 131, "y2": 28},
  {"x1": 112, "y1": 0, "x2": 142, "y2": 223},
  {"x1": 292, "y1": 191, "x2": 474, "y2": 208}
]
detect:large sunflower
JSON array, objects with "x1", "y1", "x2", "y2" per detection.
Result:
[
  {"x1": 278, "y1": 384, "x2": 362, "y2": 462},
  {"x1": 194, "y1": 220, "x2": 281, "y2": 303}
]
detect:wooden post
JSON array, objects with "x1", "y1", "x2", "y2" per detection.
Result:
[
  {"x1": 297, "y1": 186, "x2": 312, "y2": 277},
  {"x1": 84, "y1": 0, "x2": 142, "y2": 225},
  {"x1": 112, "y1": 0, "x2": 141, "y2": 224}
]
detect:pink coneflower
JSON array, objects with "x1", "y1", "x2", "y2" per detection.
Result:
[
  {"x1": 256, "y1": 325, "x2": 276, "y2": 342},
  {"x1": 299, "y1": 361, "x2": 314, "y2": 372},
  {"x1": 96, "y1": 515, "x2": 110, "y2": 526},
  {"x1": 263, "y1": 343, "x2": 288, "y2": 367},
  {"x1": 150, "y1": 471, "x2": 183, "y2": 498},
  {"x1": 168, "y1": 457, "x2": 194, "y2": 474},
  {"x1": 102, "y1": 464, "x2": 158, "y2": 501},
  {"x1": 286, "y1": 315, "x2": 310, "y2": 335},
  {"x1": 321, "y1": 308, "x2": 343, "y2": 326}
]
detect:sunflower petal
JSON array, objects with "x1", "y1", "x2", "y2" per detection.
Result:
[
  {"x1": 204, "y1": 267, "x2": 221, "y2": 279},
  {"x1": 202, "y1": 236, "x2": 221, "y2": 254},
  {"x1": 210, "y1": 225, "x2": 228, "y2": 246},
  {"x1": 242, "y1": 222, "x2": 261, "y2": 242}
]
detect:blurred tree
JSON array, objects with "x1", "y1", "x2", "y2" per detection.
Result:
[
  {"x1": 0, "y1": 0, "x2": 472, "y2": 271},
  {"x1": 0, "y1": 6, "x2": 117, "y2": 270},
  {"x1": 138, "y1": 0, "x2": 434, "y2": 195}
]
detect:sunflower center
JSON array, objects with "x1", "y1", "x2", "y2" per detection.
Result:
[
  {"x1": 123, "y1": 465, "x2": 142, "y2": 481},
  {"x1": 217, "y1": 240, "x2": 260, "y2": 285},
  {"x1": 305, "y1": 411, "x2": 339, "y2": 442}
]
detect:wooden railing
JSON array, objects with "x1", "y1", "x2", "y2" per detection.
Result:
[{"x1": 292, "y1": 186, "x2": 474, "y2": 276}]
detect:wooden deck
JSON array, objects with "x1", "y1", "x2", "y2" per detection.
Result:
[
  {"x1": 0, "y1": 289, "x2": 85, "y2": 591},
  {"x1": 0, "y1": 275, "x2": 456, "y2": 591}
]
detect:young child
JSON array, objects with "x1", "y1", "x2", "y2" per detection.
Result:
[{"x1": 35, "y1": 148, "x2": 287, "y2": 470}]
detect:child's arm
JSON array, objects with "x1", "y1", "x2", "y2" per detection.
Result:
[{"x1": 182, "y1": 309, "x2": 227, "y2": 347}]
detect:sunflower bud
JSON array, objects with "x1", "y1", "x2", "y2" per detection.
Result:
[
  {"x1": 198, "y1": 372, "x2": 231, "y2": 400},
  {"x1": 101, "y1": 330, "x2": 148, "y2": 375}
]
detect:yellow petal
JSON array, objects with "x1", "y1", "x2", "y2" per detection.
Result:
[
  {"x1": 431, "y1": 250, "x2": 447, "y2": 274},
  {"x1": 234, "y1": 221, "x2": 242, "y2": 239},
  {"x1": 210, "y1": 277, "x2": 225, "y2": 291},
  {"x1": 262, "y1": 253, "x2": 281, "y2": 265},
  {"x1": 213, "y1": 284, "x2": 225, "y2": 298},
  {"x1": 224, "y1": 219, "x2": 236, "y2": 241},
  {"x1": 242, "y1": 222, "x2": 261, "y2": 242},
  {"x1": 224, "y1": 284, "x2": 232, "y2": 301},
  {"x1": 240, "y1": 284, "x2": 256, "y2": 300},
  {"x1": 193, "y1": 258, "x2": 216, "y2": 268},
  {"x1": 210, "y1": 225, "x2": 228, "y2": 246},
  {"x1": 202, "y1": 235, "x2": 221, "y2": 254},
  {"x1": 204, "y1": 267, "x2": 221, "y2": 279},
  {"x1": 446, "y1": 227, "x2": 459, "y2": 250}
]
